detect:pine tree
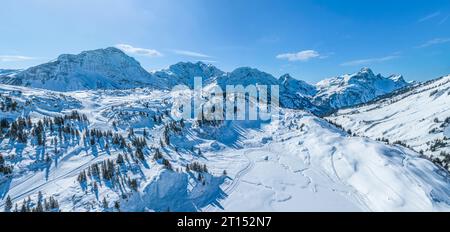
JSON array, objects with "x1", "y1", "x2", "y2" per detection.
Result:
[
  {"x1": 27, "y1": 196, "x2": 31, "y2": 206},
  {"x1": 48, "y1": 196, "x2": 59, "y2": 210},
  {"x1": 77, "y1": 171, "x2": 87, "y2": 184},
  {"x1": 4, "y1": 195, "x2": 12, "y2": 212},
  {"x1": 136, "y1": 147, "x2": 145, "y2": 160},
  {"x1": 162, "y1": 158, "x2": 172, "y2": 170},
  {"x1": 114, "y1": 201, "x2": 120, "y2": 212},
  {"x1": 129, "y1": 179, "x2": 138, "y2": 191},
  {"x1": 102, "y1": 197, "x2": 108, "y2": 209},
  {"x1": 36, "y1": 200, "x2": 44, "y2": 212},
  {"x1": 44, "y1": 199, "x2": 49, "y2": 211},
  {"x1": 116, "y1": 154, "x2": 124, "y2": 165},
  {"x1": 90, "y1": 137, "x2": 96, "y2": 146},
  {"x1": 38, "y1": 191, "x2": 43, "y2": 203},
  {"x1": 0, "y1": 154, "x2": 4, "y2": 166},
  {"x1": 153, "y1": 148, "x2": 163, "y2": 160},
  {"x1": 20, "y1": 200, "x2": 27, "y2": 212},
  {"x1": 93, "y1": 181, "x2": 99, "y2": 192}
]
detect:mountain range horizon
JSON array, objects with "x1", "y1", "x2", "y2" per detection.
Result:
[
  {"x1": 0, "y1": 46, "x2": 415, "y2": 116},
  {"x1": 0, "y1": 47, "x2": 415, "y2": 86}
]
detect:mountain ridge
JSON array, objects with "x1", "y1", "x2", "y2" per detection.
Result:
[{"x1": 0, "y1": 47, "x2": 413, "y2": 114}]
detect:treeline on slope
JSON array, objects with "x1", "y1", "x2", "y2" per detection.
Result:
[
  {"x1": 325, "y1": 119, "x2": 450, "y2": 172},
  {"x1": 4, "y1": 191, "x2": 60, "y2": 212},
  {"x1": 0, "y1": 94, "x2": 19, "y2": 112}
]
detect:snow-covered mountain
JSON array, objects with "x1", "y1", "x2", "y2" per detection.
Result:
[
  {"x1": 0, "y1": 48, "x2": 411, "y2": 116},
  {"x1": 314, "y1": 68, "x2": 410, "y2": 111},
  {"x1": 279, "y1": 74, "x2": 317, "y2": 97},
  {"x1": 328, "y1": 74, "x2": 450, "y2": 164},
  {"x1": 0, "y1": 48, "x2": 166, "y2": 91},
  {"x1": 0, "y1": 83, "x2": 449, "y2": 212},
  {"x1": 152, "y1": 61, "x2": 226, "y2": 88}
]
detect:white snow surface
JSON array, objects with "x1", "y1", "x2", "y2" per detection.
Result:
[{"x1": 0, "y1": 83, "x2": 449, "y2": 212}]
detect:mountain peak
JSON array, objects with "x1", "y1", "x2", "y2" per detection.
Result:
[
  {"x1": 168, "y1": 61, "x2": 221, "y2": 72},
  {"x1": 359, "y1": 67, "x2": 374, "y2": 75},
  {"x1": 314, "y1": 68, "x2": 411, "y2": 110},
  {"x1": 229, "y1": 67, "x2": 275, "y2": 78},
  {"x1": 57, "y1": 47, "x2": 132, "y2": 62},
  {"x1": 279, "y1": 73, "x2": 294, "y2": 82},
  {"x1": 166, "y1": 61, "x2": 225, "y2": 81},
  {"x1": 388, "y1": 74, "x2": 405, "y2": 83},
  {"x1": 0, "y1": 47, "x2": 155, "y2": 91},
  {"x1": 278, "y1": 74, "x2": 317, "y2": 97}
]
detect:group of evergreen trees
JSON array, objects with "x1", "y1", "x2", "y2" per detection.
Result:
[
  {"x1": 185, "y1": 161, "x2": 208, "y2": 173},
  {"x1": 0, "y1": 110, "x2": 88, "y2": 148},
  {"x1": 429, "y1": 138, "x2": 448, "y2": 152},
  {"x1": 0, "y1": 96, "x2": 18, "y2": 112},
  {"x1": 431, "y1": 151, "x2": 450, "y2": 170},
  {"x1": 100, "y1": 197, "x2": 120, "y2": 211},
  {"x1": 0, "y1": 153, "x2": 13, "y2": 175},
  {"x1": 4, "y1": 192, "x2": 59, "y2": 212},
  {"x1": 79, "y1": 159, "x2": 117, "y2": 184},
  {"x1": 76, "y1": 151, "x2": 142, "y2": 197},
  {"x1": 196, "y1": 110, "x2": 223, "y2": 128}
]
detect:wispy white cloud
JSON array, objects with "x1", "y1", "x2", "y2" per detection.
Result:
[
  {"x1": 115, "y1": 44, "x2": 162, "y2": 57},
  {"x1": 341, "y1": 55, "x2": 400, "y2": 66},
  {"x1": 418, "y1": 11, "x2": 441, "y2": 22},
  {"x1": 276, "y1": 50, "x2": 324, "y2": 62},
  {"x1": 416, "y1": 38, "x2": 450, "y2": 48},
  {"x1": 0, "y1": 55, "x2": 36, "y2": 62},
  {"x1": 172, "y1": 50, "x2": 212, "y2": 58}
]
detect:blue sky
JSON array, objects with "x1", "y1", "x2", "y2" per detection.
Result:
[{"x1": 1, "y1": 0, "x2": 449, "y2": 83}]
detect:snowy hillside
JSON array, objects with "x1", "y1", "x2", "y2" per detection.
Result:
[
  {"x1": 0, "y1": 83, "x2": 449, "y2": 212},
  {"x1": 314, "y1": 68, "x2": 410, "y2": 111},
  {"x1": 328, "y1": 75, "x2": 450, "y2": 170}
]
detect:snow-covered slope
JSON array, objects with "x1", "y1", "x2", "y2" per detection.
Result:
[
  {"x1": 314, "y1": 68, "x2": 410, "y2": 111},
  {"x1": 328, "y1": 75, "x2": 450, "y2": 162},
  {"x1": 0, "y1": 84, "x2": 449, "y2": 212}
]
